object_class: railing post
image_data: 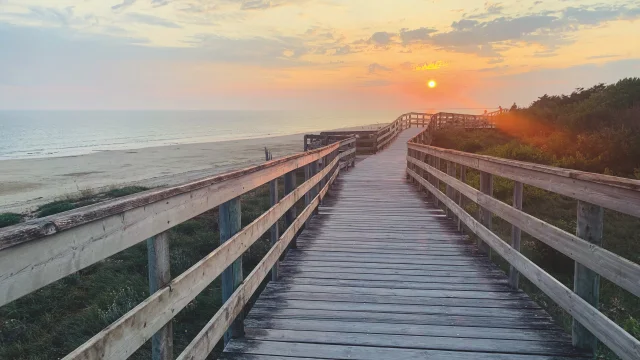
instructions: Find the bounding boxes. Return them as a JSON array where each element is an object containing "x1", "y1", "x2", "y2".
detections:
[
  {"x1": 457, "y1": 165, "x2": 466, "y2": 232},
  {"x1": 433, "y1": 157, "x2": 440, "y2": 208},
  {"x1": 147, "y1": 232, "x2": 173, "y2": 360},
  {"x1": 478, "y1": 172, "x2": 493, "y2": 254},
  {"x1": 284, "y1": 170, "x2": 297, "y2": 247},
  {"x1": 219, "y1": 197, "x2": 243, "y2": 344},
  {"x1": 573, "y1": 200, "x2": 603, "y2": 355},
  {"x1": 509, "y1": 181, "x2": 523, "y2": 288},
  {"x1": 447, "y1": 162, "x2": 457, "y2": 222},
  {"x1": 269, "y1": 178, "x2": 279, "y2": 281}
]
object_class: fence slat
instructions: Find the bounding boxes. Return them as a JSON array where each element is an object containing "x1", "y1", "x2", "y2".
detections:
[
  {"x1": 573, "y1": 201, "x2": 604, "y2": 353},
  {"x1": 478, "y1": 171, "x2": 492, "y2": 254},
  {"x1": 147, "y1": 232, "x2": 173, "y2": 360},
  {"x1": 219, "y1": 197, "x2": 243, "y2": 344},
  {"x1": 509, "y1": 181, "x2": 523, "y2": 289}
]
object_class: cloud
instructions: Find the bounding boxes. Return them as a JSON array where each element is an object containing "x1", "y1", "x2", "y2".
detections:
[
  {"x1": 368, "y1": 63, "x2": 391, "y2": 73},
  {"x1": 399, "y1": 27, "x2": 437, "y2": 44},
  {"x1": 468, "y1": 1, "x2": 504, "y2": 19},
  {"x1": 126, "y1": 13, "x2": 182, "y2": 28},
  {"x1": 112, "y1": 0, "x2": 137, "y2": 11},
  {"x1": 487, "y1": 57, "x2": 505, "y2": 64},
  {"x1": 369, "y1": 31, "x2": 394, "y2": 46},
  {"x1": 364, "y1": 4, "x2": 640, "y2": 58}
]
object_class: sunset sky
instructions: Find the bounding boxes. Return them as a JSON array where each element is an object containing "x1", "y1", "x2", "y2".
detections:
[{"x1": 1, "y1": 0, "x2": 639, "y2": 111}]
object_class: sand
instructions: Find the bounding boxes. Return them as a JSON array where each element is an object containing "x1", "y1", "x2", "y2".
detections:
[{"x1": 0, "y1": 123, "x2": 386, "y2": 213}]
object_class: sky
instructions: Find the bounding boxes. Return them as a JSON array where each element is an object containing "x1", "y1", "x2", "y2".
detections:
[{"x1": 0, "y1": 0, "x2": 639, "y2": 111}]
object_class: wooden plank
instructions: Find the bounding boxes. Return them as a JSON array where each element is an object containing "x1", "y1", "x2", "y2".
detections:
[
  {"x1": 269, "y1": 175, "x2": 278, "y2": 281},
  {"x1": 573, "y1": 200, "x2": 603, "y2": 353},
  {"x1": 408, "y1": 156, "x2": 640, "y2": 298},
  {"x1": 0, "y1": 140, "x2": 345, "y2": 307},
  {"x1": 225, "y1": 339, "x2": 587, "y2": 360},
  {"x1": 252, "y1": 298, "x2": 548, "y2": 318},
  {"x1": 176, "y1": 155, "x2": 341, "y2": 360},
  {"x1": 61, "y1": 156, "x2": 341, "y2": 360},
  {"x1": 147, "y1": 232, "x2": 173, "y2": 360},
  {"x1": 220, "y1": 197, "x2": 243, "y2": 343},
  {"x1": 284, "y1": 170, "x2": 296, "y2": 249},
  {"x1": 408, "y1": 168, "x2": 640, "y2": 360},
  {"x1": 408, "y1": 142, "x2": 640, "y2": 218},
  {"x1": 478, "y1": 171, "x2": 492, "y2": 254},
  {"x1": 509, "y1": 181, "x2": 523, "y2": 289},
  {"x1": 243, "y1": 328, "x2": 585, "y2": 357}
]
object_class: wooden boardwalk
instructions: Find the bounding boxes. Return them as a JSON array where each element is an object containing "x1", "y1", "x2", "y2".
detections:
[{"x1": 222, "y1": 128, "x2": 588, "y2": 360}]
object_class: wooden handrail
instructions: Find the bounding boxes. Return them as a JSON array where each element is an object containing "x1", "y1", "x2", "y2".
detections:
[
  {"x1": 0, "y1": 137, "x2": 354, "y2": 308},
  {"x1": 406, "y1": 122, "x2": 640, "y2": 360}
]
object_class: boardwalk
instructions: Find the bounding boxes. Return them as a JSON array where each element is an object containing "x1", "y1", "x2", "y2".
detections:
[{"x1": 221, "y1": 129, "x2": 589, "y2": 359}]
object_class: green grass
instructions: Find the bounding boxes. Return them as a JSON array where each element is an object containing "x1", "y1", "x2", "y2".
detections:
[
  {"x1": 431, "y1": 128, "x2": 640, "y2": 360},
  {"x1": 0, "y1": 213, "x2": 22, "y2": 228},
  {"x1": 0, "y1": 183, "x2": 276, "y2": 359},
  {"x1": 106, "y1": 186, "x2": 149, "y2": 198},
  {"x1": 36, "y1": 200, "x2": 78, "y2": 218}
]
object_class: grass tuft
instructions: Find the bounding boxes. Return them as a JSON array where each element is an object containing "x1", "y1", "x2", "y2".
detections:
[{"x1": 0, "y1": 213, "x2": 22, "y2": 228}]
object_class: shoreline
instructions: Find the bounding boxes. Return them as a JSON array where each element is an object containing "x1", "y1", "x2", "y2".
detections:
[{"x1": 0, "y1": 123, "x2": 386, "y2": 213}]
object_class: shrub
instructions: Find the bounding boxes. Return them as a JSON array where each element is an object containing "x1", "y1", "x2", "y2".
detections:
[{"x1": 0, "y1": 213, "x2": 22, "y2": 228}]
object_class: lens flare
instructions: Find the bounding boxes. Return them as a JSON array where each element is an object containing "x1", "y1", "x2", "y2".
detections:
[{"x1": 428, "y1": 80, "x2": 437, "y2": 88}]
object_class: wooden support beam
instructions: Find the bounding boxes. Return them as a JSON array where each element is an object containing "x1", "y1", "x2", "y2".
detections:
[
  {"x1": 478, "y1": 171, "x2": 492, "y2": 254},
  {"x1": 447, "y1": 162, "x2": 457, "y2": 223},
  {"x1": 433, "y1": 157, "x2": 440, "y2": 208},
  {"x1": 147, "y1": 232, "x2": 173, "y2": 360},
  {"x1": 269, "y1": 176, "x2": 279, "y2": 281},
  {"x1": 458, "y1": 165, "x2": 466, "y2": 232},
  {"x1": 509, "y1": 181, "x2": 523, "y2": 289},
  {"x1": 573, "y1": 200, "x2": 604, "y2": 355},
  {"x1": 219, "y1": 197, "x2": 243, "y2": 344},
  {"x1": 284, "y1": 170, "x2": 297, "y2": 248}
]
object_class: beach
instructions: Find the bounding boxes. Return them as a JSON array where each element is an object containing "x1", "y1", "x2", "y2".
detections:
[{"x1": 0, "y1": 123, "x2": 385, "y2": 213}]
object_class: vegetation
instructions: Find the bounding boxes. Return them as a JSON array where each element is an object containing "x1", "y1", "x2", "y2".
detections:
[
  {"x1": 0, "y1": 172, "x2": 306, "y2": 359},
  {"x1": 0, "y1": 213, "x2": 22, "y2": 228},
  {"x1": 431, "y1": 78, "x2": 640, "y2": 360}
]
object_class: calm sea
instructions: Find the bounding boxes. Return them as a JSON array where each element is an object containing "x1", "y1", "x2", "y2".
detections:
[{"x1": 0, "y1": 110, "x2": 400, "y2": 160}]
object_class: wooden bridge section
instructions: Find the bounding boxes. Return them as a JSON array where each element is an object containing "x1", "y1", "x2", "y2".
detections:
[
  {"x1": 221, "y1": 128, "x2": 589, "y2": 360},
  {"x1": 1, "y1": 111, "x2": 639, "y2": 360}
]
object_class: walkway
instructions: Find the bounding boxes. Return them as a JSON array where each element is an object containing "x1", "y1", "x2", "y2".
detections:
[{"x1": 221, "y1": 128, "x2": 588, "y2": 359}]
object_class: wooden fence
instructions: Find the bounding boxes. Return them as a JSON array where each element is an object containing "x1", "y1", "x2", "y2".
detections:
[
  {"x1": 406, "y1": 123, "x2": 640, "y2": 360},
  {"x1": 0, "y1": 136, "x2": 356, "y2": 360},
  {"x1": 310, "y1": 112, "x2": 432, "y2": 154}
]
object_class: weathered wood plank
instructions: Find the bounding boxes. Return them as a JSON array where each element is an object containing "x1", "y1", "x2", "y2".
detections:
[
  {"x1": 225, "y1": 339, "x2": 588, "y2": 360},
  {"x1": 147, "y1": 232, "x2": 173, "y2": 360},
  {"x1": 408, "y1": 142, "x2": 640, "y2": 218}
]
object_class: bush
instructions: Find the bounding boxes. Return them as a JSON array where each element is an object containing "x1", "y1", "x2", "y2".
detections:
[
  {"x1": 0, "y1": 213, "x2": 22, "y2": 228},
  {"x1": 36, "y1": 201, "x2": 77, "y2": 218},
  {"x1": 106, "y1": 186, "x2": 149, "y2": 198}
]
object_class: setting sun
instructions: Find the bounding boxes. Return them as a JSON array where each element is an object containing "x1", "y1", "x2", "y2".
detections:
[{"x1": 428, "y1": 80, "x2": 437, "y2": 88}]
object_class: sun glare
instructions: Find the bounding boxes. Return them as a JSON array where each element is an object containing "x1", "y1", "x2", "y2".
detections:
[{"x1": 428, "y1": 80, "x2": 437, "y2": 88}]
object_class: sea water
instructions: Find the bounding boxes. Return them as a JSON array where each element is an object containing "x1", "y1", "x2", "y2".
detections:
[{"x1": 0, "y1": 110, "x2": 400, "y2": 160}]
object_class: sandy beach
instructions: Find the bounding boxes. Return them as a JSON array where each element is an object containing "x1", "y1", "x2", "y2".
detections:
[{"x1": 0, "y1": 123, "x2": 386, "y2": 213}]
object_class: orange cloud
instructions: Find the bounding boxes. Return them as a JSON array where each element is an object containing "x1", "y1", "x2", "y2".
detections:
[{"x1": 414, "y1": 60, "x2": 449, "y2": 71}]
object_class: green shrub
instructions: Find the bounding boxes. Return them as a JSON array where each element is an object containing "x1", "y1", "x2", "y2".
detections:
[
  {"x1": 0, "y1": 213, "x2": 22, "y2": 228},
  {"x1": 36, "y1": 201, "x2": 77, "y2": 218},
  {"x1": 106, "y1": 186, "x2": 149, "y2": 198}
]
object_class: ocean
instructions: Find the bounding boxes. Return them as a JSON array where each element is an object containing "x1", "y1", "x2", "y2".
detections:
[{"x1": 0, "y1": 110, "x2": 400, "y2": 160}]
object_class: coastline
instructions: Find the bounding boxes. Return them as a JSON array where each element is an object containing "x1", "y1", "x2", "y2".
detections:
[{"x1": 0, "y1": 123, "x2": 386, "y2": 213}]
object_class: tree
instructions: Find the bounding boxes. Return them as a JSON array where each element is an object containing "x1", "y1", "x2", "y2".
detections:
[{"x1": 510, "y1": 102, "x2": 518, "y2": 111}]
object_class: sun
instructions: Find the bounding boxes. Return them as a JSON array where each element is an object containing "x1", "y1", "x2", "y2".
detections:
[{"x1": 428, "y1": 80, "x2": 437, "y2": 88}]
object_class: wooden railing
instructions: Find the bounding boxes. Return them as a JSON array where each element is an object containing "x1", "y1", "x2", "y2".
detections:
[
  {"x1": 406, "y1": 122, "x2": 640, "y2": 360},
  {"x1": 310, "y1": 112, "x2": 431, "y2": 154},
  {"x1": 0, "y1": 136, "x2": 356, "y2": 360}
]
